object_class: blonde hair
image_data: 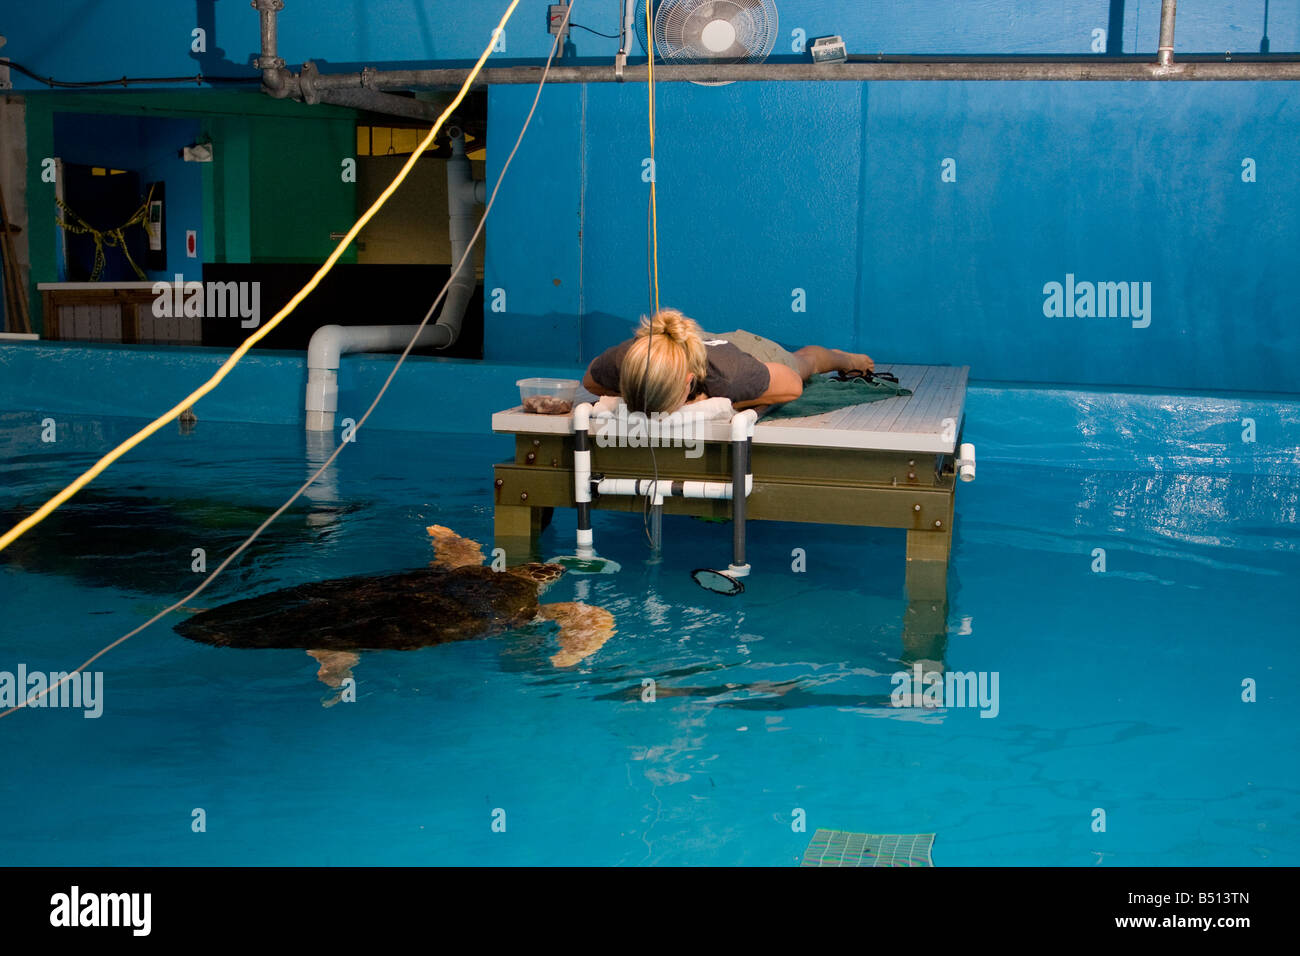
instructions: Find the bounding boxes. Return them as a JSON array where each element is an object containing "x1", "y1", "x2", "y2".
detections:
[{"x1": 619, "y1": 308, "x2": 708, "y2": 414}]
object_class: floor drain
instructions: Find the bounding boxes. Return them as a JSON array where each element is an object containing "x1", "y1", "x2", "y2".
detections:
[{"x1": 800, "y1": 829, "x2": 935, "y2": 867}]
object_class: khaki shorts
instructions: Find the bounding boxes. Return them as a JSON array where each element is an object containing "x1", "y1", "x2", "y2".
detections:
[{"x1": 702, "y1": 329, "x2": 803, "y2": 378}]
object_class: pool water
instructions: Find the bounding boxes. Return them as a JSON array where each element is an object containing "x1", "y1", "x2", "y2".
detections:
[{"x1": 1, "y1": 406, "x2": 1297, "y2": 866}]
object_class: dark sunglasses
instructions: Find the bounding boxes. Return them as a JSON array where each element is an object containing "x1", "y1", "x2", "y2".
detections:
[{"x1": 834, "y1": 368, "x2": 899, "y2": 385}]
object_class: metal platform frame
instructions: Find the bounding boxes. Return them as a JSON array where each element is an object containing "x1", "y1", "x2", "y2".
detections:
[{"x1": 491, "y1": 365, "x2": 970, "y2": 614}]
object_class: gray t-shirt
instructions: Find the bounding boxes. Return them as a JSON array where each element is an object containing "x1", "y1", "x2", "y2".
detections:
[{"x1": 587, "y1": 335, "x2": 771, "y2": 403}]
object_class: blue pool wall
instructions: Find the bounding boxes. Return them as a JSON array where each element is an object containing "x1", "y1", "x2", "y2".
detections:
[
  {"x1": 6, "y1": 2, "x2": 1300, "y2": 395},
  {"x1": 3, "y1": 343, "x2": 1297, "y2": 480},
  {"x1": 484, "y1": 77, "x2": 1300, "y2": 394}
]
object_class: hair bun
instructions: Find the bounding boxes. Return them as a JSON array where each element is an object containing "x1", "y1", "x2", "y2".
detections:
[{"x1": 639, "y1": 307, "x2": 699, "y2": 344}]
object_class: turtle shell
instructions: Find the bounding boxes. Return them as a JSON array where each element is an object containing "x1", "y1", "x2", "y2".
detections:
[{"x1": 175, "y1": 564, "x2": 563, "y2": 651}]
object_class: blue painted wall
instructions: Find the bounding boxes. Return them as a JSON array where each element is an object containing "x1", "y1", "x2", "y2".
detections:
[
  {"x1": 51, "y1": 114, "x2": 203, "y2": 282},
  {"x1": 486, "y1": 76, "x2": 1300, "y2": 392},
  {"x1": 7, "y1": 1, "x2": 1300, "y2": 392}
]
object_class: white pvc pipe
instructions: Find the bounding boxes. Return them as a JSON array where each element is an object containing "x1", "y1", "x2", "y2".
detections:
[
  {"x1": 730, "y1": 408, "x2": 758, "y2": 442},
  {"x1": 958, "y1": 442, "x2": 977, "y2": 482},
  {"x1": 623, "y1": 0, "x2": 637, "y2": 50},
  {"x1": 593, "y1": 476, "x2": 752, "y2": 500},
  {"x1": 304, "y1": 131, "x2": 484, "y2": 430},
  {"x1": 573, "y1": 402, "x2": 593, "y2": 503}
]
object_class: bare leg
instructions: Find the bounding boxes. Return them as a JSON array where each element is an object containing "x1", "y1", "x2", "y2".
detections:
[{"x1": 789, "y1": 345, "x2": 873, "y2": 380}]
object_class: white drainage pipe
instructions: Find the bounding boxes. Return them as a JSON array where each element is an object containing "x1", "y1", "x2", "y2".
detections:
[{"x1": 304, "y1": 128, "x2": 484, "y2": 431}]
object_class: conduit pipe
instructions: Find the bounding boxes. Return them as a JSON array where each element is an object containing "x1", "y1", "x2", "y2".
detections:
[
  {"x1": 1158, "y1": 0, "x2": 1179, "y2": 68},
  {"x1": 304, "y1": 128, "x2": 484, "y2": 431}
]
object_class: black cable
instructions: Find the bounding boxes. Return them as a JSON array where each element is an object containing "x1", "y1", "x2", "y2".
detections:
[
  {"x1": 641, "y1": 0, "x2": 661, "y2": 552},
  {"x1": 570, "y1": 22, "x2": 622, "y2": 39},
  {"x1": 4, "y1": 59, "x2": 258, "y2": 88},
  {"x1": 643, "y1": 173, "x2": 659, "y2": 549}
]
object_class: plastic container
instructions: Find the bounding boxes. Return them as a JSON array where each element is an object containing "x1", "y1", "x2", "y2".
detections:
[{"x1": 518, "y1": 377, "x2": 580, "y2": 415}]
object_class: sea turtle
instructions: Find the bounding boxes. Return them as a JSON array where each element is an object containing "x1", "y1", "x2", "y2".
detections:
[{"x1": 174, "y1": 526, "x2": 616, "y2": 701}]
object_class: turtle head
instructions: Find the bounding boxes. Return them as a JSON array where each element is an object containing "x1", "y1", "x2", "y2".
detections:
[{"x1": 505, "y1": 562, "x2": 566, "y2": 592}]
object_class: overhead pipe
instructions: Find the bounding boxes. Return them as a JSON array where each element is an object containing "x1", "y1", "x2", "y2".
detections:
[
  {"x1": 251, "y1": 0, "x2": 287, "y2": 95},
  {"x1": 295, "y1": 62, "x2": 447, "y2": 123},
  {"x1": 264, "y1": 56, "x2": 1300, "y2": 91},
  {"x1": 255, "y1": 0, "x2": 1294, "y2": 94},
  {"x1": 315, "y1": 88, "x2": 443, "y2": 123},
  {"x1": 304, "y1": 128, "x2": 484, "y2": 431}
]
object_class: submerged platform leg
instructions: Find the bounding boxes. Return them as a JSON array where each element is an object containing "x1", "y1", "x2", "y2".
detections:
[
  {"x1": 904, "y1": 490, "x2": 955, "y2": 601},
  {"x1": 494, "y1": 503, "x2": 544, "y2": 564},
  {"x1": 904, "y1": 529, "x2": 950, "y2": 600},
  {"x1": 902, "y1": 495, "x2": 955, "y2": 677}
]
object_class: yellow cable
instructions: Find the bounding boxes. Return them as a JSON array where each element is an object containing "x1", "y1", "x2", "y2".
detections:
[
  {"x1": 646, "y1": 0, "x2": 660, "y2": 316},
  {"x1": 0, "y1": 0, "x2": 570, "y2": 721},
  {"x1": 0, "y1": 0, "x2": 522, "y2": 556}
]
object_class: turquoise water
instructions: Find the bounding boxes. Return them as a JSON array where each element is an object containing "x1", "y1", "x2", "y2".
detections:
[{"x1": 1, "y1": 406, "x2": 1297, "y2": 866}]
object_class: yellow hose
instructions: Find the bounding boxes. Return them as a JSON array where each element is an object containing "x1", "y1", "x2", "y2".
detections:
[
  {"x1": 0, "y1": 0, "x2": 569, "y2": 721},
  {"x1": 646, "y1": 0, "x2": 660, "y2": 316},
  {"x1": 0, "y1": 0, "x2": 522, "y2": 555}
]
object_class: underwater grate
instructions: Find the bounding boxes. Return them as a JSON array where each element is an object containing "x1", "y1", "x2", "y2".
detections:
[{"x1": 800, "y1": 829, "x2": 935, "y2": 867}]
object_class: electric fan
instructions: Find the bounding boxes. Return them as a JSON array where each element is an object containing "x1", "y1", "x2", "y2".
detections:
[{"x1": 634, "y1": 0, "x2": 779, "y2": 86}]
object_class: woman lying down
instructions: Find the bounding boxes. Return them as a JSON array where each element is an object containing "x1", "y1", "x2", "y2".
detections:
[{"x1": 582, "y1": 308, "x2": 875, "y2": 415}]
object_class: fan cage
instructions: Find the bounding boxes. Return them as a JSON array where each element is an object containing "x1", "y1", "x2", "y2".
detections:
[{"x1": 634, "y1": 0, "x2": 779, "y2": 64}]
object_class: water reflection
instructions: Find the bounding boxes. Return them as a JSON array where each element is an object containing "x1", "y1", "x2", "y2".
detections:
[{"x1": 0, "y1": 490, "x2": 356, "y2": 594}]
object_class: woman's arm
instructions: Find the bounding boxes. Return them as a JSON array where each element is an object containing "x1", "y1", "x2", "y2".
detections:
[
  {"x1": 732, "y1": 362, "x2": 803, "y2": 410},
  {"x1": 582, "y1": 368, "x2": 618, "y2": 396}
]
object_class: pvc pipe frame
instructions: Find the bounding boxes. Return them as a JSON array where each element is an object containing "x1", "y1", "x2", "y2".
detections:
[
  {"x1": 592, "y1": 476, "x2": 753, "y2": 501},
  {"x1": 303, "y1": 131, "x2": 484, "y2": 430},
  {"x1": 570, "y1": 403, "x2": 758, "y2": 571}
]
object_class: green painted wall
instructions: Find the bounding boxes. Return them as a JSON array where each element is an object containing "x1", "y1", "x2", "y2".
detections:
[{"x1": 247, "y1": 113, "x2": 357, "y2": 263}]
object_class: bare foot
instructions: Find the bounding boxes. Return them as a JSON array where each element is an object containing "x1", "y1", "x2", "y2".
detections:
[{"x1": 839, "y1": 351, "x2": 874, "y2": 372}]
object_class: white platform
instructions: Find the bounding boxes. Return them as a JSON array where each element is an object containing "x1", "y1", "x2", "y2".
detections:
[{"x1": 491, "y1": 364, "x2": 969, "y2": 454}]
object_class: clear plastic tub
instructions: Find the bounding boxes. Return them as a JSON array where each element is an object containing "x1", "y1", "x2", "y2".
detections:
[{"x1": 518, "y1": 377, "x2": 580, "y2": 415}]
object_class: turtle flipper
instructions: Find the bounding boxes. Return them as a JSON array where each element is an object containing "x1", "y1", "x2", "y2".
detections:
[
  {"x1": 537, "y1": 602, "x2": 616, "y2": 667},
  {"x1": 426, "y1": 524, "x2": 486, "y2": 569},
  {"x1": 307, "y1": 649, "x2": 360, "y2": 706}
]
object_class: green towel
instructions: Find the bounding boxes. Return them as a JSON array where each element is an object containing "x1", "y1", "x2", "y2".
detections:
[{"x1": 763, "y1": 375, "x2": 913, "y2": 420}]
